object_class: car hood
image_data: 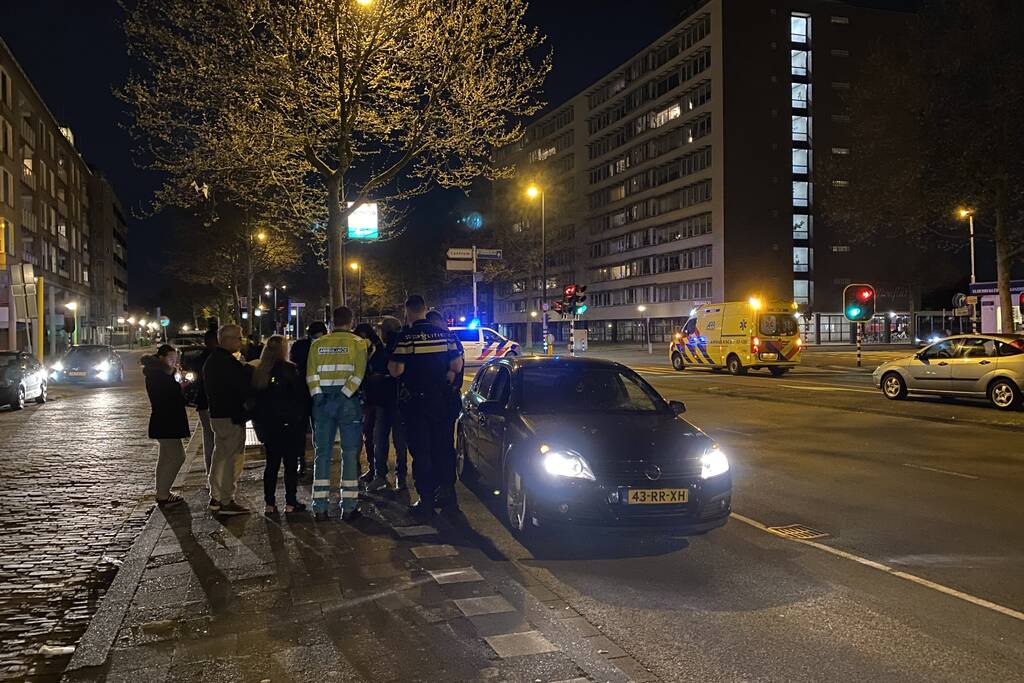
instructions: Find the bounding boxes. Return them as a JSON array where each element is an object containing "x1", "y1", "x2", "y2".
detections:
[{"x1": 518, "y1": 412, "x2": 713, "y2": 478}]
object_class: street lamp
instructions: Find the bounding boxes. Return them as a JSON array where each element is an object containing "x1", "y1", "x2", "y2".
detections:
[
  {"x1": 638, "y1": 305, "x2": 652, "y2": 355},
  {"x1": 349, "y1": 262, "x2": 363, "y2": 321},
  {"x1": 526, "y1": 184, "x2": 548, "y2": 354},
  {"x1": 64, "y1": 301, "x2": 79, "y2": 345},
  {"x1": 956, "y1": 207, "x2": 978, "y2": 332}
]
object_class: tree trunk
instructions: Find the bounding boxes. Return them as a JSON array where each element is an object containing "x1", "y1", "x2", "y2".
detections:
[
  {"x1": 327, "y1": 174, "x2": 348, "y2": 311},
  {"x1": 232, "y1": 283, "x2": 242, "y2": 328},
  {"x1": 994, "y1": 202, "x2": 1014, "y2": 333}
]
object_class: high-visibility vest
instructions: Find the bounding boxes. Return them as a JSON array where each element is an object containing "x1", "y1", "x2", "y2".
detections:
[{"x1": 307, "y1": 330, "x2": 369, "y2": 397}]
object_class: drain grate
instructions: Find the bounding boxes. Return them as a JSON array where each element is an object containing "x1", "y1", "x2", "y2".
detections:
[{"x1": 767, "y1": 523, "x2": 829, "y2": 540}]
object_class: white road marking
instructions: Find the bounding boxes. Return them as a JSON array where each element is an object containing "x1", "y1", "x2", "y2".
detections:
[
  {"x1": 778, "y1": 383, "x2": 877, "y2": 395},
  {"x1": 731, "y1": 512, "x2": 1024, "y2": 623},
  {"x1": 715, "y1": 427, "x2": 754, "y2": 436},
  {"x1": 901, "y1": 463, "x2": 980, "y2": 480}
]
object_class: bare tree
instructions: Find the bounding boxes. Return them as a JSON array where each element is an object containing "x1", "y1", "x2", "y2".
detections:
[{"x1": 122, "y1": 0, "x2": 550, "y2": 308}]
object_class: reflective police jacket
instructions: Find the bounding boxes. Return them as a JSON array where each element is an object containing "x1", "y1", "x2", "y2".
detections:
[{"x1": 306, "y1": 330, "x2": 369, "y2": 398}]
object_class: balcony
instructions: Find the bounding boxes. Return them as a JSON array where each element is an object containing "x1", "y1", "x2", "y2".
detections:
[
  {"x1": 20, "y1": 118, "x2": 36, "y2": 148},
  {"x1": 21, "y1": 208, "x2": 37, "y2": 232},
  {"x1": 57, "y1": 165, "x2": 67, "y2": 184},
  {"x1": 57, "y1": 199, "x2": 68, "y2": 216},
  {"x1": 20, "y1": 164, "x2": 36, "y2": 189}
]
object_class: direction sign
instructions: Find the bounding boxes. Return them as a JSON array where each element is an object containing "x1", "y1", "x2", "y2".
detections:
[
  {"x1": 447, "y1": 248, "x2": 473, "y2": 260},
  {"x1": 475, "y1": 248, "x2": 503, "y2": 260},
  {"x1": 9, "y1": 263, "x2": 37, "y2": 319},
  {"x1": 965, "y1": 295, "x2": 978, "y2": 305},
  {"x1": 954, "y1": 306, "x2": 969, "y2": 316},
  {"x1": 952, "y1": 293, "x2": 966, "y2": 308},
  {"x1": 446, "y1": 259, "x2": 474, "y2": 272}
]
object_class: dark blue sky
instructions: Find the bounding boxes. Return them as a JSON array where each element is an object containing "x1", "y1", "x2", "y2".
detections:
[{"x1": 1, "y1": 1, "x2": 914, "y2": 305}]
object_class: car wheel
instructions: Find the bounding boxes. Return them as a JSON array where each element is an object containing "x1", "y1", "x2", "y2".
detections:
[
  {"x1": 35, "y1": 381, "x2": 47, "y2": 404},
  {"x1": 988, "y1": 379, "x2": 1022, "y2": 411},
  {"x1": 12, "y1": 385, "x2": 26, "y2": 411},
  {"x1": 504, "y1": 351, "x2": 517, "y2": 359},
  {"x1": 769, "y1": 366, "x2": 789, "y2": 377},
  {"x1": 671, "y1": 353, "x2": 685, "y2": 371},
  {"x1": 504, "y1": 462, "x2": 535, "y2": 537},
  {"x1": 881, "y1": 372, "x2": 908, "y2": 400},
  {"x1": 456, "y1": 429, "x2": 476, "y2": 482},
  {"x1": 726, "y1": 355, "x2": 747, "y2": 376}
]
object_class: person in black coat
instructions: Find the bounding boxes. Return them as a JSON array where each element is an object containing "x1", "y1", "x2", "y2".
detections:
[
  {"x1": 288, "y1": 321, "x2": 327, "y2": 477},
  {"x1": 143, "y1": 344, "x2": 190, "y2": 508},
  {"x1": 251, "y1": 335, "x2": 308, "y2": 514}
]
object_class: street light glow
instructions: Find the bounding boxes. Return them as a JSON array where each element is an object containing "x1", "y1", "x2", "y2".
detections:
[
  {"x1": 525, "y1": 184, "x2": 540, "y2": 199},
  {"x1": 530, "y1": 311, "x2": 538, "y2": 318},
  {"x1": 349, "y1": 261, "x2": 360, "y2": 271},
  {"x1": 637, "y1": 305, "x2": 647, "y2": 313},
  {"x1": 117, "y1": 317, "x2": 126, "y2": 324},
  {"x1": 64, "y1": 301, "x2": 78, "y2": 311},
  {"x1": 356, "y1": 0, "x2": 373, "y2": 5},
  {"x1": 256, "y1": 231, "x2": 268, "y2": 241},
  {"x1": 127, "y1": 316, "x2": 136, "y2": 325},
  {"x1": 956, "y1": 207, "x2": 974, "y2": 219}
]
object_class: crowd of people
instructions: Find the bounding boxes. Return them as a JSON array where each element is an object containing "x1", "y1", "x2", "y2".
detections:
[{"x1": 141, "y1": 295, "x2": 465, "y2": 522}]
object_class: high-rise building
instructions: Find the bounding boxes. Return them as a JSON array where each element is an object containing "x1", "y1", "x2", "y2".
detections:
[
  {"x1": 88, "y1": 172, "x2": 129, "y2": 338},
  {"x1": 490, "y1": 1, "x2": 916, "y2": 345},
  {"x1": 0, "y1": 37, "x2": 127, "y2": 353}
]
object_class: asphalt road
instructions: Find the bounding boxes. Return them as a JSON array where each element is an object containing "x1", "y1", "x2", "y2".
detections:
[{"x1": 450, "y1": 346, "x2": 1024, "y2": 681}]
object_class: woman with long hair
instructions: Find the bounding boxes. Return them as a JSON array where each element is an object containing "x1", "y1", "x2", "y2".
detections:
[
  {"x1": 251, "y1": 334, "x2": 307, "y2": 514},
  {"x1": 142, "y1": 344, "x2": 190, "y2": 507}
]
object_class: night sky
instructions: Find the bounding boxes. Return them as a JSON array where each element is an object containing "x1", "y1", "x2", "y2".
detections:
[{"x1": 0, "y1": 1, "x2": 916, "y2": 308}]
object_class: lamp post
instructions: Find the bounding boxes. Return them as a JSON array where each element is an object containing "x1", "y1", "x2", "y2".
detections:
[
  {"x1": 64, "y1": 301, "x2": 79, "y2": 346},
  {"x1": 529, "y1": 310, "x2": 538, "y2": 350},
  {"x1": 349, "y1": 262, "x2": 362, "y2": 321},
  {"x1": 247, "y1": 231, "x2": 267, "y2": 334},
  {"x1": 638, "y1": 305, "x2": 651, "y2": 354},
  {"x1": 957, "y1": 208, "x2": 977, "y2": 333},
  {"x1": 526, "y1": 184, "x2": 547, "y2": 353}
]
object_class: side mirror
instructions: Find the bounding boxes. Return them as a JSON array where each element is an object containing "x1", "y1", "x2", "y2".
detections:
[
  {"x1": 479, "y1": 400, "x2": 506, "y2": 417},
  {"x1": 669, "y1": 400, "x2": 686, "y2": 415}
]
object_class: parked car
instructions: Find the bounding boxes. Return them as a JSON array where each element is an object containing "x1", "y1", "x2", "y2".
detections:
[
  {"x1": 451, "y1": 326, "x2": 520, "y2": 366},
  {"x1": 0, "y1": 351, "x2": 48, "y2": 410},
  {"x1": 874, "y1": 334, "x2": 1024, "y2": 410},
  {"x1": 457, "y1": 356, "x2": 732, "y2": 537},
  {"x1": 50, "y1": 345, "x2": 125, "y2": 385}
]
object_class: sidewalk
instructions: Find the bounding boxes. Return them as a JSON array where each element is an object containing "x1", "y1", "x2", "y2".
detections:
[{"x1": 63, "y1": 436, "x2": 635, "y2": 683}]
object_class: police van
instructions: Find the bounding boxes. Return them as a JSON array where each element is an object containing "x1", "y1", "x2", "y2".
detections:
[
  {"x1": 451, "y1": 326, "x2": 521, "y2": 366},
  {"x1": 668, "y1": 298, "x2": 803, "y2": 376}
]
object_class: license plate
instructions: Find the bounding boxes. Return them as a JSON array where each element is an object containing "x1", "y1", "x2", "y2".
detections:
[
  {"x1": 625, "y1": 488, "x2": 689, "y2": 505},
  {"x1": 67, "y1": 371, "x2": 87, "y2": 377},
  {"x1": 759, "y1": 353, "x2": 778, "y2": 361}
]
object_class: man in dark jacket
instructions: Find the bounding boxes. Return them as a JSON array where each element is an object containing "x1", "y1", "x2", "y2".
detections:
[
  {"x1": 289, "y1": 321, "x2": 327, "y2": 476},
  {"x1": 203, "y1": 324, "x2": 252, "y2": 515},
  {"x1": 193, "y1": 329, "x2": 218, "y2": 474}
]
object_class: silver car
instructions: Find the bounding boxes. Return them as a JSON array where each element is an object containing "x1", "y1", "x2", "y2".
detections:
[{"x1": 873, "y1": 334, "x2": 1024, "y2": 410}]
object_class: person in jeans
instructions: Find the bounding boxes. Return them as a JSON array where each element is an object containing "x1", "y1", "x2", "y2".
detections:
[
  {"x1": 289, "y1": 321, "x2": 328, "y2": 477},
  {"x1": 251, "y1": 335, "x2": 307, "y2": 515},
  {"x1": 307, "y1": 306, "x2": 368, "y2": 521},
  {"x1": 193, "y1": 329, "x2": 218, "y2": 474},
  {"x1": 142, "y1": 344, "x2": 190, "y2": 508},
  {"x1": 354, "y1": 322, "x2": 384, "y2": 488},
  {"x1": 203, "y1": 324, "x2": 252, "y2": 515},
  {"x1": 370, "y1": 316, "x2": 408, "y2": 491}
]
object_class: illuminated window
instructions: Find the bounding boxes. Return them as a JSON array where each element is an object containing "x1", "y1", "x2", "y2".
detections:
[
  {"x1": 792, "y1": 181, "x2": 810, "y2": 207},
  {"x1": 0, "y1": 118, "x2": 11, "y2": 158},
  {"x1": 793, "y1": 247, "x2": 811, "y2": 272},
  {"x1": 791, "y1": 50, "x2": 810, "y2": 76},
  {"x1": 832, "y1": 147, "x2": 850, "y2": 155},
  {"x1": 0, "y1": 68, "x2": 11, "y2": 108},
  {"x1": 791, "y1": 15, "x2": 810, "y2": 43},
  {"x1": 831, "y1": 16, "x2": 850, "y2": 24},
  {"x1": 792, "y1": 83, "x2": 810, "y2": 109},
  {"x1": 792, "y1": 149, "x2": 810, "y2": 175},
  {"x1": 793, "y1": 279, "x2": 811, "y2": 304},
  {"x1": 831, "y1": 179, "x2": 850, "y2": 188},
  {"x1": 793, "y1": 214, "x2": 811, "y2": 239},
  {"x1": 792, "y1": 115, "x2": 811, "y2": 142}
]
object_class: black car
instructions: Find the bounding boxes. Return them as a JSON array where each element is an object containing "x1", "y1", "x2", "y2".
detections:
[
  {"x1": 457, "y1": 356, "x2": 732, "y2": 537},
  {"x1": 51, "y1": 345, "x2": 124, "y2": 384},
  {"x1": 0, "y1": 351, "x2": 48, "y2": 410}
]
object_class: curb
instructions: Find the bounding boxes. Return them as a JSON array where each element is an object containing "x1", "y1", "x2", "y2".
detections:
[{"x1": 65, "y1": 428, "x2": 202, "y2": 673}]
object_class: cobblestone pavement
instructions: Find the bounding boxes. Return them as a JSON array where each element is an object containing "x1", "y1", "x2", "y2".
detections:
[{"x1": 0, "y1": 372, "x2": 159, "y2": 681}]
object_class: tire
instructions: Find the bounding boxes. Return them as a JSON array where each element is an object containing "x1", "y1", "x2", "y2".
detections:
[
  {"x1": 12, "y1": 385, "x2": 25, "y2": 411},
  {"x1": 881, "y1": 372, "x2": 908, "y2": 400},
  {"x1": 671, "y1": 353, "x2": 685, "y2": 371},
  {"x1": 504, "y1": 351, "x2": 517, "y2": 359},
  {"x1": 504, "y1": 461, "x2": 536, "y2": 538},
  {"x1": 988, "y1": 378, "x2": 1022, "y2": 411},
  {"x1": 35, "y1": 381, "x2": 47, "y2": 405},
  {"x1": 456, "y1": 429, "x2": 476, "y2": 482},
  {"x1": 726, "y1": 355, "x2": 747, "y2": 376},
  {"x1": 768, "y1": 366, "x2": 789, "y2": 377}
]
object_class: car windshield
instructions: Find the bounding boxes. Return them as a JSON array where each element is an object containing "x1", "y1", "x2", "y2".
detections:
[
  {"x1": 65, "y1": 347, "x2": 109, "y2": 365},
  {"x1": 520, "y1": 365, "x2": 666, "y2": 414},
  {"x1": 759, "y1": 314, "x2": 798, "y2": 337}
]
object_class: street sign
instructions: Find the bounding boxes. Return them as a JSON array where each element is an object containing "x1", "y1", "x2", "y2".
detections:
[
  {"x1": 447, "y1": 248, "x2": 473, "y2": 259},
  {"x1": 475, "y1": 248, "x2": 503, "y2": 260},
  {"x1": 952, "y1": 293, "x2": 966, "y2": 308},
  {"x1": 965, "y1": 295, "x2": 978, "y2": 305},
  {"x1": 954, "y1": 306, "x2": 969, "y2": 316},
  {"x1": 9, "y1": 263, "x2": 37, "y2": 319},
  {"x1": 159, "y1": 316, "x2": 170, "y2": 327},
  {"x1": 446, "y1": 259, "x2": 474, "y2": 272}
]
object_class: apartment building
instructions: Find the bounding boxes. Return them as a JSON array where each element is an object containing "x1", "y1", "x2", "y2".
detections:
[
  {"x1": 1, "y1": 37, "x2": 127, "y2": 352},
  {"x1": 88, "y1": 172, "x2": 129, "y2": 340},
  {"x1": 490, "y1": 1, "x2": 915, "y2": 344}
]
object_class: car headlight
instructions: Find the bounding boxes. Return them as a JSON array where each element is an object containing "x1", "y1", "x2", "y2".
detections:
[
  {"x1": 700, "y1": 446, "x2": 729, "y2": 479},
  {"x1": 52, "y1": 361, "x2": 64, "y2": 372},
  {"x1": 540, "y1": 445, "x2": 595, "y2": 481},
  {"x1": 94, "y1": 360, "x2": 111, "y2": 372}
]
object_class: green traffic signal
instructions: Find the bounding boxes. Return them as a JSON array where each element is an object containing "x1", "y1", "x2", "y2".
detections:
[
  {"x1": 576, "y1": 304, "x2": 588, "y2": 315},
  {"x1": 847, "y1": 306, "x2": 861, "y2": 318}
]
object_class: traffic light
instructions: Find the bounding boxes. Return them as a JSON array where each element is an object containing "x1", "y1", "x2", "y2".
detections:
[
  {"x1": 843, "y1": 284, "x2": 875, "y2": 322},
  {"x1": 552, "y1": 300, "x2": 565, "y2": 316},
  {"x1": 573, "y1": 285, "x2": 588, "y2": 315},
  {"x1": 1019, "y1": 292, "x2": 1024, "y2": 316},
  {"x1": 563, "y1": 284, "x2": 577, "y2": 299}
]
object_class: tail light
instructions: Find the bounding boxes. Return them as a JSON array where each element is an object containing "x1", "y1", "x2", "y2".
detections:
[
  {"x1": 796, "y1": 337, "x2": 803, "y2": 347},
  {"x1": 751, "y1": 336, "x2": 760, "y2": 353}
]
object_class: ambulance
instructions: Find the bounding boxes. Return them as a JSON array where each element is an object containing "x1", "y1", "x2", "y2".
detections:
[
  {"x1": 451, "y1": 326, "x2": 521, "y2": 366},
  {"x1": 668, "y1": 298, "x2": 803, "y2": 376}
]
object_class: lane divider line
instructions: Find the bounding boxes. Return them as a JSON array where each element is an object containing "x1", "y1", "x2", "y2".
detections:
[
  {"x1": 730, "y1": 512, "x2": 1024, "y2": 623},
  {"x1": 901, "y1": 463, "x2": 980, "y2": 480}
]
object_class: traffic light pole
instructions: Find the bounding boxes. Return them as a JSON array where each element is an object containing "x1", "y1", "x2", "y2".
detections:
[
  {"x1": 569, "y1": 316, "x2": 576, "y2": 356},
  {"x1": 856, "y1": 322, "x2": 863, "y2": 368}
]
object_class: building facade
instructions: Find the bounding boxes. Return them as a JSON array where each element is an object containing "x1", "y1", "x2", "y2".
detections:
[
  {"x1": 490, "y1": 0, "x2": 916, "y2": 344},
  {"x1": 1, "y1": 37, "x2": 127, "y2": 353},
  {"x1": 88, "y1": 172, "x2": 129, "y2": 340}
]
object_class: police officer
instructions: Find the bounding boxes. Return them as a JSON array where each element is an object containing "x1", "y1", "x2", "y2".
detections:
[
  {"x1": 425, "y1": 310, "x2": 464, "y2": 510},
  {"x1": 388, "y1": 295, "x2": 464, "y2": 520},
  {"x1": 307, "y1": 306, "x2": 369, "y2": 521}
]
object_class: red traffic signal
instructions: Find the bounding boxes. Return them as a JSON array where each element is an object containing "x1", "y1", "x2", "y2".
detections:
[
  {"x1": 564, "y1": 284, "x2": 577, "y2": 298},
  {"x1": 858, "y1": 287, "x2": 873, "y2": 301},
  {"x1": 1018, "y1": 292, "x2": 1024, "y2": 316}
]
